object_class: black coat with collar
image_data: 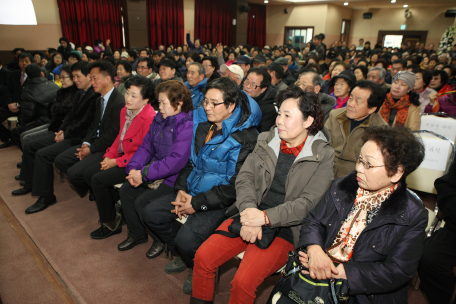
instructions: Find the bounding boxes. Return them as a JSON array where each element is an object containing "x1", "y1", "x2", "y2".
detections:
[
  {"x1": 0, "y1": 67, "x2": 11, "y2": 107},
  {"x1": 81, "y1": 87, "x2": 125, "y2": 154},
  {"x1": 5, "y1": 69, "x2": 29, "y2": 106},
  {"x1": 59, "y1": 86, "x2": 100, "y2": 145},
  {"x1": 297, "y1": 172, "x2": 427, "y2": 304}
]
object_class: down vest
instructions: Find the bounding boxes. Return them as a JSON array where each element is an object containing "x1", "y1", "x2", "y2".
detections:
[
  {"x1": 174, "y1": 91, "x2": 262, "y2": 212},
  {"x1": 298, "y1": 172, "x2": 428, "y2": 304}
]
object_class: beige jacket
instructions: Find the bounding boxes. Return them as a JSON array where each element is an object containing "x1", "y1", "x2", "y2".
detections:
[
  {"x1": 382, "y1": 103, "x2": 421, "y2": 131},
  {"x1": 235, "y1": 128, "x2": 335, "y2": 247},
  {"x1": 325, "y1": 108, "x2": 388, "y2": 179}
]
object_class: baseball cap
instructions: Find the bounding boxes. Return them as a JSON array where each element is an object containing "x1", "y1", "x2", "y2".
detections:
[
  {"x1": 234, "y1": 55, "x2": 251, "y2": 65},
  {"x1": 326, "y1": 52, "x2": 336, "y2": 60},
  {"x1": 85, "y1": 46, "x2": 93, "y2": 52},
  {"x1": 274, "y1": 57, "x2": 288, "y2": 66},
  {"x1": 121, "y1": 52, "x2": 129, "y2": 59},
  {"x1": 263, "y1": 45, "x2": 271, "y2": 50},
  {"x1": 220, "y1": 64, "x2": 244, "y2": 80},
  {"x1": 253, "y1": 54, "x2": 266, "y2": 63},
  {"x1": 265, "y1": 62, "x2": 284, "y2": 78}
]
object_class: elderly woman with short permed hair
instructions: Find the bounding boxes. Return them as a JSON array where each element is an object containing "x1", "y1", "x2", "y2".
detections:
[
  {"x1": 191, "y1": 87, "x2": 335, "y2": 304},
  {"x1": 296, "y1": 126, "x2": 427, "y2": 304}
]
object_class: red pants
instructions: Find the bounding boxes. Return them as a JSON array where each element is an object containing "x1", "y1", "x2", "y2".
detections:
[{"x1": 192, "y1": 219, "x2": 294, "y2": 304}]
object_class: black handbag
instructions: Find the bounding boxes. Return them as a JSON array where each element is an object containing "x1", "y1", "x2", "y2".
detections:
[
  {"x1": 214, "y1": 215, "x2": 280, "y2": 249},
  {"x1": 266, "y1": 250, "x2": 350, "y2": 304}
]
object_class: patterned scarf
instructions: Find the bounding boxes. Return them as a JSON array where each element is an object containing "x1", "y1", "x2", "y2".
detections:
[
  {"x1": 118, "y1": 106, "x2": 144, "y2": 154},
  {"x1": 325, "y1": 183, "x2": 398, "y2": 263},
  {"x1": 280, "y1": 136, "x2": 307, "y2": 157},
  {"x1": 379, "y1": 93, "x2": 411, "y2": 126}
]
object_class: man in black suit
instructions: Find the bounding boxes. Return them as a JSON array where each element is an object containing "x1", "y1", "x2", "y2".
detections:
[
  {"x1": 12, "y1": 62, "x2": 99, "y2": 200},
  {"x1": 0, "y1": 60, "x2": 11, "y2": 107},
  {"x1": 0, "y1": 52, "x2": 33, "y2": 148},
  {"x1": 53, "y1": 61, "x2": 124, "y2": 203}
]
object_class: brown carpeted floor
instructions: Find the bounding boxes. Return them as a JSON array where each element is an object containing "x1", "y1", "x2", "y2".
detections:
[{"x1": 0, "y1": 143, "x2": 434, "y2": 304}]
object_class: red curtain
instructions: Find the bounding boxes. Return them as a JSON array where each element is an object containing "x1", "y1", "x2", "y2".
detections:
[
  {"x1": 146, "y1": 0, "x2": 184, "y2": 49},
  {"x1": 195, "y1": 0, "x2": 230, "y2": 45},
  {"x1": 247, "y1": 3, "x2": 266, "y2": 48},
  {"x1": 57, "y1": 0, "x2": 123, "y2": 49}
]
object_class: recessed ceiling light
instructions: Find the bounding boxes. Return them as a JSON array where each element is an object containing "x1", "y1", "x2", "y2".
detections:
[
  {"x1": 391, "y1": 0, "x2": 396, "y2": 3},
  {"x1": 403, "y1": 4, "x2": 408, "y2": 7},
  {"x1": 264, "y1": 0, "x2": 268, "y2": 2},
  {"x1": 344, "y1": 2, "x2": 348, "y2": 5}
]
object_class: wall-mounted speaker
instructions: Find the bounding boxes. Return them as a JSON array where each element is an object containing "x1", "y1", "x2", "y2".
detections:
[
  {"x1": 445, "y1": 10, "x2": 456, "y2": 18},
  {"x1": 284, "y1": 8, "x2": 288, "y2": 14},
  {"x1": 363, "y1": 12, "x2": 372, "y2": 19},
  {"x1": 240, "y1": 5, "x2": 251, "y2": 13}
]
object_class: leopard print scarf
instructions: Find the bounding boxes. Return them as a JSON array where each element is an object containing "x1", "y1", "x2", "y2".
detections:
[{"x1": 326, "y1": 184, "x2": 398, "y2": 263}]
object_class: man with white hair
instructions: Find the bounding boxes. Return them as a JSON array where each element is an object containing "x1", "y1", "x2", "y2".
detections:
[{"x1": 367, "y1": 66, "x2": 390, "y2": 94}]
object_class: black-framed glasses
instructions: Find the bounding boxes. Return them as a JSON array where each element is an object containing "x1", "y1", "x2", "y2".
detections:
[
  {"x1": 355, "y1": 155, "x2": 385, "y2": 170},
  {"x1": 203, "y1": 100, "x2": 224, "y2": 108},
  {"x1": 244, "y1": 80, "x2": 259, "y2": 89}
]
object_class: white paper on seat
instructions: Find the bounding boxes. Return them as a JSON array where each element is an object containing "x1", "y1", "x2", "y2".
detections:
[
  {"x1": 420, "y1": 115, "x2": 456, "y2": 142},
  {"x1": 419, "y1": 135, "x2": 451, "y2": 171}
]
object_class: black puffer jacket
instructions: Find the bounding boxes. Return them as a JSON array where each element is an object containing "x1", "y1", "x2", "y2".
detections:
[
  {"x1": 20, "y1": 77, "x2": 60, "y2": 125},
  {"x1": 48, "y1": 84, "x2": 78, "y2": 132},
  {"x1": 252, "y1": 85, "x2": 278, "y2": 133}
]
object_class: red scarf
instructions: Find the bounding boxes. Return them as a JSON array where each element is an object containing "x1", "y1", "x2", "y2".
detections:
[
  {"x1": 334, "y1": 95, "x2": 350, "y2": 109},
  {"x1": 280, "y1": 136, "x2": 307, "y2": 157},
  {"x1": 380, "y1": 93, "x2": 411, "y2": 126}
]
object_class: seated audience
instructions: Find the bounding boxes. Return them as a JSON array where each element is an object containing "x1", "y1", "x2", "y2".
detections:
[
  {"x1": 243, "y1": 67, "x2": 277, "y2": 133},
  {"x1": 136, "y1": 58, "x2": 159, "y2": 81},
  {"x1": 330, "y1": 70, "x2": 356, "y2": 109},
  {"x1": 201, "y1": 56, "x2": 220, "y2": 84},
  {"x1": 296, "y1": 69, "x2": 335, "y2": 121},
  {"x1": 233, "y1": 55, "x2": 251, "y2": 79},
  {"x1": 151, "y1": 59, "x2": 184, "y2": 107},
  {"x1": 220, "y1": 64, "x2": 243, "y2": 87},
  {"x1": 117, "y1": 80, "x2": 193, "y2": 256},
  {"x1": 141, "y1": 77, "x2": 261, "y2": 294},
  {"x1": 353, "y1": 65, "x2": 367, "y2": 81},
  {"x1": 297, "y1": 126, "x2": 426, "y2": 304},
  {"x1": 326, "y1": 80, "x2": 387, "y2": 179},
  {"x1": 67, "y1": 51, "x2": 81, "y2": 66},
  {"x1": 15, "y1": 61, "x2": 99, "y2": 210},
  {"x1": 116, "y1": 60, "x2": 133, "y2": 95},
  {"x1": 10, "y1": 64, "x2": 60, "y2": 149},
  {"x1": 265, "y1": 62, "x2": 288, "y2": 94},
  {"x1": 426, "y1": 69, "x2": 456, "y2": 116},
  {"x1": 192, "y1": 87, "x2": 334, "y2": 304},
  {"x1": 186, "y1": 31, "x2": 204, "y2": 54},
  {"x1": 57, "y1": 37, "x2": 73, "y2": 60},
  {"x1": 380, "y1": 71, "x2": 421, "y2": 130},
  {"x1": 412, "y1": 68, "x2": 435, "y2": 114},
  {"x1": 275, "y1": 57, "x2": 298, "y2": 86},
  {"x1": 0, "y1": 52, "x2": 32, "y2": 149},
  {"x1": 321, "y1": 61, "x2": 350, "y2": 94},
  {"x1": 85, "y1": 75, "x2": 156, "y2": 239},
  {"x1": 367, "y1": 66, "x2": 390, "y2": 94},
  {"x1": 418, "y1": 160, "x2": 456, "y2": 304},
  {"x1": 185, "y1": 62, "x2": 207, "y2": 107},
  {"x1": 19, "y1": 64, "x2": 78, "y2": 148}
]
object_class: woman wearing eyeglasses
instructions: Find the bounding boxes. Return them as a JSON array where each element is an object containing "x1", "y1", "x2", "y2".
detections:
[{"x1": 295, "y1": 126, "x2": 427, "y2": 304}]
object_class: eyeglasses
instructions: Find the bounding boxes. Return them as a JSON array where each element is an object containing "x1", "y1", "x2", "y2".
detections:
[
  {"x1": 203, "y1": 100, "x2": 224, "y2": 108},
  {"x1": 355, "y1": 155, "x2": 385, "y2": 170},
  {"x1": 244, "y1": 80, "x2": 260, "y2": 89}
]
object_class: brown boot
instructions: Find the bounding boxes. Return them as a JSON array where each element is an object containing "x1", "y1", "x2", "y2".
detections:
[{"x1": 190, "y1": 296, "x2": 213, "y2": 304}]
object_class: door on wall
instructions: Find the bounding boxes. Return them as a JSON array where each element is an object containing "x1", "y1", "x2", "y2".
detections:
[{"x1": 284, "y1": 27, "x2": 314, "y2": 49}]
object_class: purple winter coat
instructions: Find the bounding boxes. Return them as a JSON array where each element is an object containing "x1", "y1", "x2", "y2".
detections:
[
  {"x1": 424, "y1": 92, "x2": 456, "y2": 117},
  {"x1": 126, "y1": 110, "x2": 193, "y2": 188},
  {"x1": 298, "y1": 172, "x2": 427, "y2": 304}
]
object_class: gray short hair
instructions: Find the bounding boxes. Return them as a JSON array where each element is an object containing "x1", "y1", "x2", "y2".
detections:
[
  {"x1": 368, "y1": 66, "x2": 386, "y2": 80},
  {"x1": 189, "y1": 62, "x2": 206, "y2": 76},
  {"x1": 300, "y1": 70, "x2": 323, "y2": 87}
]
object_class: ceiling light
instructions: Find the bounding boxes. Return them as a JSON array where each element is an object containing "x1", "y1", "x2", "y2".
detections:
[
  {"x1": 344, "y1": 2, "x2": 348, "y2": 5},
  {"x1": 264, "y1": 0, "x2": 268, "y2": 2},
  {"x1": 403, "y1": 4, "x2": 408, "y2": 7},
  {"x1": 391, "y1": 0, "x2": 396, "y2": 3}
]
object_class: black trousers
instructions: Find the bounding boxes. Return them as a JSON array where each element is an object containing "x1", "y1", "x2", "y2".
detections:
[
  {"x1": 119, "y1": 182, "x2": 174, "y2": 238},
  {"x1": 87, "y1": 165, "x2": 126, "y2": 223},
  {"x1": 20, "y1": 132, "x2": 56, "y2": 184},
  {"x1": 32, "y1": 139, "x2": 73, "y2": 198},
  {"x1": 418, "y1": 227, "x2": 456, "y2": 304},
  {"x1": 0, "y1": 106, "x2": 18, "y2": 142},
  {"x1": 11, "y1": 121, "x2": 43, "y2": 149},
  {"x1": 142, "y1": 195, "x2": 227, "y2": 269},
  {"x1": 54, "y1": 145, "x2": 104, "y2": 197}
]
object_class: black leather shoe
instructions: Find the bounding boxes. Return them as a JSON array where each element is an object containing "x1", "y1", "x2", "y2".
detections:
[
  {"x1": 20, "y1": 181, "x2": 26, "y2": 186},
  {"x1": 118, "y1": 235, "x2": 148, "y2": 251},
  {"x1": 15, "y1": 175, "x2": 21, "y2": 181},
  {"x1": 17, "y1": 162, "x2": 22, "y2": 169},
  {"x1": 89, "y1": 190, "x2": 95, "y2": 201},
  {"x1": 0, "y1": 139, "x2": 14, "y2": 149},
  {"x1": 90, "y1": 223, "x2": 122, "y2": 239},
  {"x1": 12, "y1": 184, "x2": 32, "y2": 196},
  {"x1": 25, "y1": 195, "x2": 56, "y2": 214},
  {"x1": 146, "y1": 240, "x2": 165, "y2": 259}
]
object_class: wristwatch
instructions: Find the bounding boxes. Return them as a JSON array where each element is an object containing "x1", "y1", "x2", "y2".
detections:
[{"x1": 15, "y1": 103, "x2": 19, "y2": 108}]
